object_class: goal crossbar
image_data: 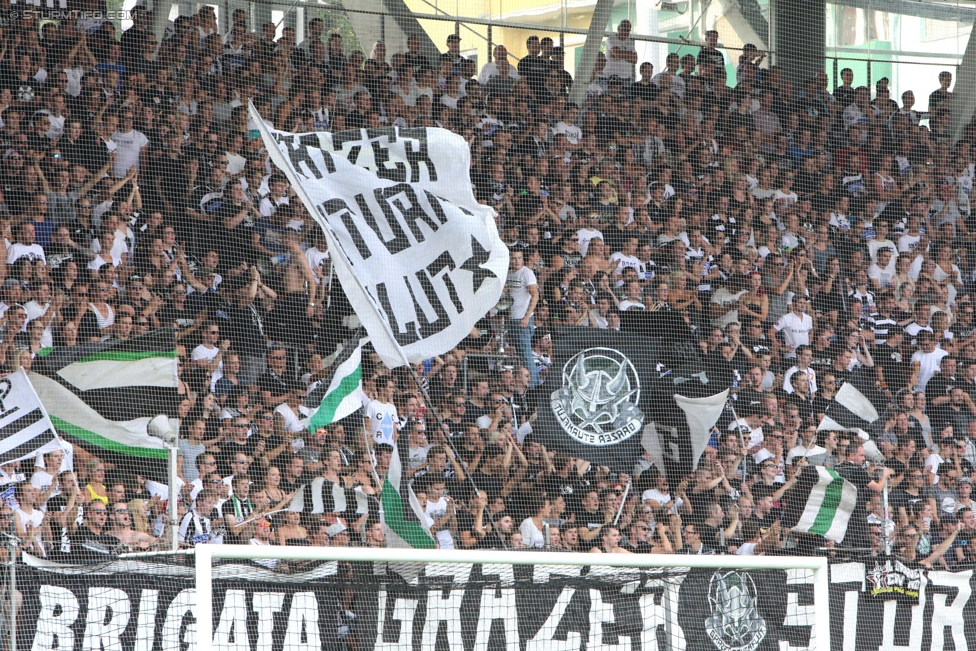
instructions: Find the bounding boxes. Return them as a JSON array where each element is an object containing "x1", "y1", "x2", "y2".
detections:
[{"x1": 195, "y1": 545, "x2": 830, "y2": 651}]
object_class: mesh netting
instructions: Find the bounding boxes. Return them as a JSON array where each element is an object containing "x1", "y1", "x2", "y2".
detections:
[{"x1": 0, "y1": 0, "x2": 975, "y2": 649}]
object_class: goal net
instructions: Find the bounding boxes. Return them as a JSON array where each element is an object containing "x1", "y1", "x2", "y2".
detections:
[{"x1": 190, "y1": 546, "x2": 828, "y2": 651}]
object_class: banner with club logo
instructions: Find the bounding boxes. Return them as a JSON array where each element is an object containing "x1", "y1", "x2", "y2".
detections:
[
  {"x1": 535, "y1": 329, "x2": 656, "y2": 472},
  {"x1": 535, "y1": 329, "x2": 729, "y2": 476},
  {"x1": 19, "y1": 556, "x2": 976, "y2": 651}
]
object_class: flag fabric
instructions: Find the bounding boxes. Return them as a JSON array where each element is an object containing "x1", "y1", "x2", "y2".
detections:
[
  {"x1": 248, "y1": 102, "x2": 509, "y2": 369},
  {"x1": 535, "y1": 329, "x2": 657, "y2": 473},
  {"x1": 817, "y1": 382, "x2": 880, "y2": 437},
  {"x1": 381, "y1": 440, "x2": 435, "y2": 549},
  {"x1": 305, "y1": 336, "x2": 366, "y2": 432},
  {"x1": 29, "y1": 329, "x2": 179, "y2": 475},
  {"x1": 674, "y1": 391, "x2": 730, "y2": 471},
  {"x1": 783, "y1": 465, "x2": 858, "y2": 543},
  {"x1": 289, "y1": 477, "x2": 372, "y2": 517},
  {"x1": 0, "y1": 369, "x2": 63, "y2": 466}
]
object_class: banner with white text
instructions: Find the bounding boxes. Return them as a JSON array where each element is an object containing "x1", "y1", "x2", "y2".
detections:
[{"x1": 22, "y1": 557, "x2": 976, "y2": 651}]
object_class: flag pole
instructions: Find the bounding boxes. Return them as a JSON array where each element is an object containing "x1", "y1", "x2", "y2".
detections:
[
  {"x1": 613, "y1": 478, "x2": 631, "y2": 526},
  {"x1": 247, "y1": 102, "x2": 507, "y2": 548},
  {"x1": 726, "y1": 399, "x2": 749, "y2": 461},
  {"x1": 360, "y1": 423, "x2": 385, "y2": 490}
]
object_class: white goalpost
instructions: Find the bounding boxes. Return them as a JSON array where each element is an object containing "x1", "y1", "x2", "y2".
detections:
[{"x1": 194, "y1": 546, "x2": 831, "y2": 651}]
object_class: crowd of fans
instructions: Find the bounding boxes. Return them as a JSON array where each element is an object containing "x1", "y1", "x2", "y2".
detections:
[{"x1": 0, "y1": 4, "x2": 975, "y2": 571}]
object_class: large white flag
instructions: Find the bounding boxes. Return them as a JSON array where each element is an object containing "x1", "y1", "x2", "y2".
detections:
[
  {"x1": 0, "y1": 369, "x2": 63, "y2": 466},
  {"x1": 248, "y1": 103, "x2": 509, "y2": 368}
]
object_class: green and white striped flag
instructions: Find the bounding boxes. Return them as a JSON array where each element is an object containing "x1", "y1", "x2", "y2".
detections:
[
  {"x1": 305, "y1": 336, "x2": 366, "y2": 432},
  {"x1": 381, "y1": 439, "x2": 436, "y2": 549},
  {"x1": 785, "y1": 465, "x2": 858, "y2": 543},
  {"x1": 29, "y1": 329, "x2": 179, "y2": 479}
]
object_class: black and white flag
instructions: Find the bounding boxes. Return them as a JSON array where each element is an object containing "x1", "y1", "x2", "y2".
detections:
[
  {"x1": 249, "y1": 103, "x2": 509, "y2": 369},
  {"x1": 817, "y1": 382, "x2": 879, "y2": 437},
  {"x1": 289, "y1": 477, "x2": 373, "y2": 517},
  {"x1": 0, "y1": 369, "x2": 62, "y2": 466},
  {"x1": 535, "y1": 329, "x2": 656, "y2": 472}
]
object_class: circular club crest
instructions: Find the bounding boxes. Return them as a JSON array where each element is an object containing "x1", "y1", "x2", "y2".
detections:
[
  {"x1": 550, "y1": 347, "x2": 643, "y2": 447},
  {"x1": 705, "y1": 570, "x2": 768, "y2": 651}
]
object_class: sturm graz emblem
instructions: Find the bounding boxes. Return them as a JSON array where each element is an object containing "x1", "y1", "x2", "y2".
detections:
[
  {"x1": 705, "y1": 570, "x2": 768, "y2": 651},
  {"x1": 550, "y1": 347, "x2": 642, "y2": 446}
]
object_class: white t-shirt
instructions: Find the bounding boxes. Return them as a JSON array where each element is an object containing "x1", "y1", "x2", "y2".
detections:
[
  {"x1": 274, "y1": 402, "x2": 308, "y2": 432},
  {"x1": 603, "y1": 34, "x2": 636, "y2": 80},
  {"x1": 772, "y1": 311, "x2": 814, "y2": 357},
  {"x1": 111, "y1": 129, "x2": 149, "y2": 178},
  {"x1": 553, "y1": 121, "x2": 582, "y2": 146},
  {"x1": 30, "y1": 470, "x2": 59, "y2": 507},
  {"x1": 507, "y1": 266, "x2": 538, "y2": 320},
  {"x1": 609, "y1": 252, "x2": 644, "y2": 277},
  {"x1": 426, "y1": 496, "x2": 455, "y2": 549},
  {"x1": 7, "y1": 242, "x2": 46, "y2": 264},
  {"x1": 576, "y1": 228, "x2": 603, "y2": 256},
  {"x1": 191, "y1": 344, "x2": 223, "y2": 388},
  {"x1": 366, "y1": 399, "x2": 399, "y2": 445},
  {"x1": 642, "y1": 488, "x2": 683, "y2": 515},
  {"x1": 911, "y1": 348, "x2": 950, "y2": 392},
  {"x1": 305, "y1": 247, "x2": 329, "y2": 284},
  {"x1": 783, "y1": 366, "x2": 818, "y2": 394},
  {"x1": 519, "y1": 517, "x2": 546, "y2": 548},
  {"x1": 23, "y1": 300, "x2": 53, "y2": 347}
]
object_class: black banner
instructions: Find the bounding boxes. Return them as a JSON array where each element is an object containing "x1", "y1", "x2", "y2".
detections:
[
  {"x1": 21, "y1": 557, "x2": 976, "y2": 651},
  {"x1": 535, "y1": 330, "x2": 656, "y2": 472}
]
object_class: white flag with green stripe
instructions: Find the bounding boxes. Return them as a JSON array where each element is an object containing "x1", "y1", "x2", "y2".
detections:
[
  {"x1": 786, "y1": 465, "x2": 858, "y2": 543},
  {"x1": 29, "y1": 329, "x2": 178, "y2": 479},
  {"x1": 306, "y1": 337, "x2": 366, "y2": 432}
]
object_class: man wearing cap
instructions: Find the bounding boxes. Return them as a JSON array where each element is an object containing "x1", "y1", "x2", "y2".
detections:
[
  {"x1": 603, "y1": 20, "x2": 637, "y2": 82},
  {"x1": 438, "y1": 33, "x2": 460, "y2": 68}
]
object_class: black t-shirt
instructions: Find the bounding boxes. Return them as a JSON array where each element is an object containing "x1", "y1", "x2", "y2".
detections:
[
  {"x1": 4, "y1": 72, "x2": 43, "y2": 105},
  {"x1": 70, "y1": 526, "x2": 120, "y2": 560},
  {"x1": 455, "y1": 511, "x2": 491, "y2": 550},
  {"x1": 468, "y1": 470, "x2": 503, "y2": 500},
  {"x1": 699, "y1": 523, "x2": 723, "y2": 550},
  {"x1": 517, "y1": 55, "x2": 548, "y2": 96},
  {"x1": 219, "y1": 439, "x2": 256, "y2": 476},
  {"x1": 876, "y1": 344, "x2": 909, "y2": 391},
  {"x1": 224, "y1": 303, "x2": 267, "y2": 357},
  {"x1": 210, "y1": 201, "x2": 255, "y2": 270},
  {"x1": 926, "y1": 374, "x2": 958, "y2": 427},
  {"x1": 836, "y1": 461, "x2": 873, "y2": 546},
  {"x1": 258, "y1": 368, "x2": 289, "y2": 401},
  {"x1": 889, "y1": 487, "x2": 925, "y2": 514}
]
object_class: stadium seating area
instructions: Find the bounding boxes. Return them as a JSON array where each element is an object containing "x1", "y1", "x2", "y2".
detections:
[{"x1": 2, "y1": 5, "x2": 974, "y2": 569}]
